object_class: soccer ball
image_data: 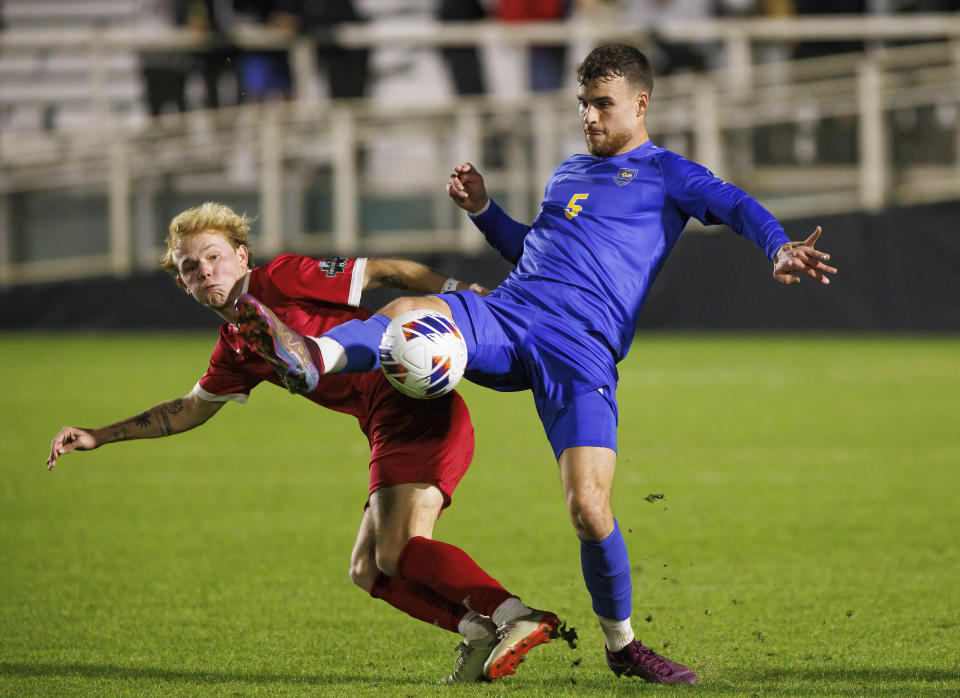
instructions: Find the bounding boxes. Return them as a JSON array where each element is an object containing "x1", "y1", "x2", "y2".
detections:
[{"x1": 379, "y1": 310, "x2": 468, "y2": 399}]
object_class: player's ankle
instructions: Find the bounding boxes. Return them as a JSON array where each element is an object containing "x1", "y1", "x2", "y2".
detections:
[
  {"x1": 311, "y1": 336, "x2": 344, "y2": 373},
  {"x1": 491, "y1": 597, "x2": 532, "y2": 628},
  {"x1": 459, "y1": 610, "x2": 497, "y2": 642},
  {"x1": 598, "y1": 615, "x2": 635, "y2": 652}
]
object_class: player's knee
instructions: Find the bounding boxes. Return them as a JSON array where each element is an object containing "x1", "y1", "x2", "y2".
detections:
[
  {"x1": 373, "y1": 537, "x2": 405, "y2": 577},
  {"x1": 349, "y1": 551, "x2": 378, "y2": 591},
  {"x1": 381, "y1": 296, "x2": 424, "y2": 319},
  {"x1": 381, "y1": 295, "x2": 450, "y2": 320},
  {"x1": 566, "y1": 494, "x2": 614, "y2": 542}
]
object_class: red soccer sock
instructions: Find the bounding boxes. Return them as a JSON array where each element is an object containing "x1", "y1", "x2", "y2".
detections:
[
  {"x1": 369, "y1": 572, "x2": 466, "y2": 634},
  {"x1": 396, "y1": 536, "x2": 514, "y2": 617}
]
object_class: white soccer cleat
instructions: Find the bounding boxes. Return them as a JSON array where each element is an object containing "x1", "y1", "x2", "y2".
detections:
[
  {"x1": 483, "y1": 609, "x2": 560, "y2": 680},
  {"x1": 437, "y1": 632, "x2": 499, "y2": 684}
]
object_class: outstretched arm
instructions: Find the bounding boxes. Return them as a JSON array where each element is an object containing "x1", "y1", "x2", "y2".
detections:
[
  {"x1": 47, "y1": 393, "x2": 223, "y2": 470},
  {"x1": 447, "y1": 162, "x2": 530, "y2": 265},
  {"x1": 702, "y1": 186, "x2": 836, "y2": 284},
  {"x1": 773, "y1": 226, "x2": 836, "y2": 285},
  {"x1": 661, "y1": 155, "x2": 837, "y2": 284},
  {"x1": 362, "y1": 258, "x2": 489, "y2": 296}
]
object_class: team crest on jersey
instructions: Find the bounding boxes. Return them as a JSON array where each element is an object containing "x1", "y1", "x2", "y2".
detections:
[
  {"x1": 614, "y1": 168, "x2": 638, "y2": 187},
  {"x1": 319, "y1": 256, "x2": 347, "y2": 277}
]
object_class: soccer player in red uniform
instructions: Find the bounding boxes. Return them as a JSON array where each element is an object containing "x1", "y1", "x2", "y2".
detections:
[{"x1": 46, "y1": 202, "x2": 560, "y2": 683}]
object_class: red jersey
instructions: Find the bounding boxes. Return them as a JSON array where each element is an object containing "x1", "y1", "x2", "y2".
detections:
[
  {"x1": 193, "y1": 254, "x2": 398, "y2": 429},
  {"x1": 190, "y1": 254, "x2": 474, "y2": 500}
]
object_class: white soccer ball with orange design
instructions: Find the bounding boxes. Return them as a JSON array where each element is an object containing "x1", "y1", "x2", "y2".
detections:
[{"x1": 379, "y1": 310, "x2": 468, "y2": 399}]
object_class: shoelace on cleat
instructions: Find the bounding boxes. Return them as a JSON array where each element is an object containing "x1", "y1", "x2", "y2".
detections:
[
  {"x1": 632, "y1": 643, "x2": 673, "y2": 677},
  {"x1": 451, "y1": 642, "x2": 473, "y2": 673}
]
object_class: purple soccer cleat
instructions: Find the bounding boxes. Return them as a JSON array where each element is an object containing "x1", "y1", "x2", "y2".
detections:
[
  {"x1": 605, "y1": 639, "x2": 698, "y2": 685},
  {"x1": 235, "y1": 294, "x2": 320, "y2": 394}
]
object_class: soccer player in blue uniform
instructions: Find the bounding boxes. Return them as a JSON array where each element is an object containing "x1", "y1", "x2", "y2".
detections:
[{"x1": 237, "y1": 43, "x2": 837, "y2": 684}]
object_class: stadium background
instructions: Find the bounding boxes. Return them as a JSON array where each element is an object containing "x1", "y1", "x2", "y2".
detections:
[
  {"x1": 2, "y1": 2, "x2": 958, "y2": 696},
  {"x1": 1, "y1": 0, "x2": 959, "y2": 332}
]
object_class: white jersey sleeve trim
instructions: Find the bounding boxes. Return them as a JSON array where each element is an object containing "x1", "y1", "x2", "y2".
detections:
[
  {"x1": 349, "y1": 257, "x2": 367, "y2": 307},
  {"x1": 189, "y1": 382, "x2": 249, "y2": 405}
]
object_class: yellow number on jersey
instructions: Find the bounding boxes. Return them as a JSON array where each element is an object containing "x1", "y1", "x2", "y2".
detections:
[{"x1": 564, "y1": 193, "x2": 589, "y2": 220}]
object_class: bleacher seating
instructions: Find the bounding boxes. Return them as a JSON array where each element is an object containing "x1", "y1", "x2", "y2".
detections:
[{"x1": 0, "y1": 0, "x2": 144, "y2": 131}]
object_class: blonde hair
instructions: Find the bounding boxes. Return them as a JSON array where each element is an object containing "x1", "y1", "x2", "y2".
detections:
[{"x1": 160, "y1": 202, "x2": 254, "y2": 275}]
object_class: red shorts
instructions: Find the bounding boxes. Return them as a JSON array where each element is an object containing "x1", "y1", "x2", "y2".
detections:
[{"x1": 365, "y1": 388, "x2": 474, "y2": 508}]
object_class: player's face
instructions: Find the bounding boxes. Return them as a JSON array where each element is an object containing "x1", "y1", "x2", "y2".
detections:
[
  {"x1": 174, "y1": 231, "x2": 249, "y2": 310},
  {"x1": 578, "y1": 76, "x2": 649, "y2": 158}
]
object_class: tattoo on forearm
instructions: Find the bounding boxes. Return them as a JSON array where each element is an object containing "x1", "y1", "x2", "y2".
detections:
[
  {"x1": 166, "y1": 399, "x2": 185, "y2": 415},
  {"x1": 376, "y1": 274, "x2": 407, "y2": 289},
  {"x1": 159, "y1": 407, "x2": 173, "y2": 436},
  {"x1": 134, "y1": 411, "x2": 151, "y2": 429},
  {"x1": 112, "y1": 426, "x2": 130, "y2": 443}
]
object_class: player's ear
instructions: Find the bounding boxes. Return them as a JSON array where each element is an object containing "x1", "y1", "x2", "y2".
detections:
[
  {"x1": 636, "y1": 91, "x2": 649, "y2": 117},
  {"x1": 176, "y1": 275, "x2": 189, "y2": 293},
  {"x1": 236, "y1": 244, "x2": 249, "y2": 269}
]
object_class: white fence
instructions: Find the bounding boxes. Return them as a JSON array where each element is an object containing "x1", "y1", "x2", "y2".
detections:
[{"x1": 2, "y1": 16, "x2": 960, "y2": 285}]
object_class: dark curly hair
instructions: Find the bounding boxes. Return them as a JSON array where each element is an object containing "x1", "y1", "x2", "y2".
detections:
[{"x1": 577, "y1": 43, "x2": 654, "y2": 95}]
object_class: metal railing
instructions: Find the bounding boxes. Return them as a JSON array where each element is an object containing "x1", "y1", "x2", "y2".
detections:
[
  {"x1": 6, "y1": 14, "x2": 960, "y2": 112},
  {"x1": 2, "y1": 16, "x2": 960, "y2": 286}
]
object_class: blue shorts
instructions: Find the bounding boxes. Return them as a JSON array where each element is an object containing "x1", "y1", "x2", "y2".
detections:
[{"x1": 442, "y1": 290, "x2": 619, "y2": 458}]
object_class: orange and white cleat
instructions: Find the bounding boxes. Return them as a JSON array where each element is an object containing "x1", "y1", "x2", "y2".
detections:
[{"x1": 483, "y1": 609, "x2": 560, "y2": 680}]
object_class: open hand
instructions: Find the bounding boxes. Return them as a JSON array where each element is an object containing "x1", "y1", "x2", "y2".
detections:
[{"x1": 773, "y1": 227, "x2": 837, "y2": 285}]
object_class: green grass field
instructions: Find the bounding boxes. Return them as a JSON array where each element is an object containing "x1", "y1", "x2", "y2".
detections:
[{"x1": 2, "y1": 332, "x2": 958, "y2": 697}]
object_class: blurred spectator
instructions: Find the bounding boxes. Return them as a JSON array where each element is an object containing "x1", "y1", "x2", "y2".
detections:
[
  {"x1": 621, "y1": 0, "x2": 714, "y2": 75},
  {"x1": 187, "y1": 0, "x2": 240, "y2": 110},
  {"x1": 301, "y1": 0, "x2": 371, "y2": 99},
  {"x1": 497, "y1": 0, "x2": 570, "y2": 91},
  {"x1": 436, "y1": 0, "x2": 488, "y2": 96},
  {"x1": 139, "y1": 0, "x2": 239, "y2": 115},
  {"x1": 140, "y1": 0, "x2": 194, "y2": 115},
  {"x1": 233, "y1": 0, "x2": 300, "y2": 101}
]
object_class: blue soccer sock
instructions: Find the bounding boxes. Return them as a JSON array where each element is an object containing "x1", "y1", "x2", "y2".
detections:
[
  {"x1": 580, "y1": 519, "x2": 633, "y2": 621},
  {"x1": 321, "y1": 314, "x2": 391, "y2": 373}
]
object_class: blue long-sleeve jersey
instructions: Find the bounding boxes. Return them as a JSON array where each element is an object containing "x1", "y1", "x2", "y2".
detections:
[{"x1": 470, "y1": 141, "x2": 790, "y2": 362}]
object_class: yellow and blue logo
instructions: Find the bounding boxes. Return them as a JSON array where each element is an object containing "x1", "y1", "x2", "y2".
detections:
[{"x1": 614, "y1": 168, "x2": 638, "y2": 187}]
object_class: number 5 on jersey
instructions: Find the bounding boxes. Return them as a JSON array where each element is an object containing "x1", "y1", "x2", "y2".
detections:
[{"x1": 565, "y1": 193, "x2": 589, "y2": 220}]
